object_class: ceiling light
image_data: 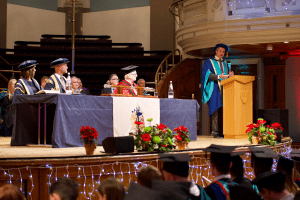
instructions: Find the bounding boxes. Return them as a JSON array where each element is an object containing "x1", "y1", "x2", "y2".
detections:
[{"x1": 284, "y1": 41, "x2": 289, "y2": 43}]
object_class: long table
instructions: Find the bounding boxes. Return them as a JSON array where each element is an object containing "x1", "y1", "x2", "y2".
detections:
[{"x1": 11, "y1": 94, "x2": 199, "y2": 148}]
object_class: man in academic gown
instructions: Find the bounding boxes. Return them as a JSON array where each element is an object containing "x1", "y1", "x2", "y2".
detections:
[
  {"x1": 201, "y1": 44, "x2": 234, "y2": 138},
  {"x1": 114, "y1": 65, "x2": 139, "y2": 96},
  {"x1": 44, "y1": 58, "x2": 69, "y2": 93}
]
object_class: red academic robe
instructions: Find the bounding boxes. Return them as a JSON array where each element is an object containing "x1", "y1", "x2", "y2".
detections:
[{"x1": 113, "y1": 80, "x2": 138, "y2": 95}]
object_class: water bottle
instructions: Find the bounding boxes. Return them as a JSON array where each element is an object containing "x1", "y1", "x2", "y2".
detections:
[
  {"x1": 168, "y1": 81, "x2": 174, "y2": 98},
  {"x1": 66, "y1": 72, "x2": 72, "y2": 94}
]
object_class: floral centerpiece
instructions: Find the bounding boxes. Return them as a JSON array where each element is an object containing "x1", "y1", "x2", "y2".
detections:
[
  {"x1": 174, "y1": 126, "x2": 190, "y2": 150},
  {"x1": 246, "y1": 118, "x2": 280, "y2": 146},
  {"x1": 133, "y1": 119, "x2": 176, "y2": 152},
  {"x1": 80, "y1": 126, "x2": 98, "y2": 155}
]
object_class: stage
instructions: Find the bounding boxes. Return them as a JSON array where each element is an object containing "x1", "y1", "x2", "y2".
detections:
[
  {"x1": 1, "y1": 136, "x2": 252, "y2": 159},
  {"x1": 0, "y1": 136, "x2": 292, "y2": 200}
]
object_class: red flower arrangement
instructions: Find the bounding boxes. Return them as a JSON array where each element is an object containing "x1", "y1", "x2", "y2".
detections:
[
  {"x1": 80, "y1": 126, "x2": 98, "y2": 144},
  {"x1": 174, "y1": 126, "x2": 190, "y2": 143},
  {"x1": 133, "y1": 119, "x2": 175, "y2": 152},
  {"x1": 246, "y1": 118, "x2": 279, "y2": 146}
]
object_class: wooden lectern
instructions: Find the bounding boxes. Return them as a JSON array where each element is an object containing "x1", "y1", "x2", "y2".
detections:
[{"x1": 220, "y1": 75, "x2": 255, "y2": 139}]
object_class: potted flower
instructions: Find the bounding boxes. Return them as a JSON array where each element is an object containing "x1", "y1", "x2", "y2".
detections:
[
  {"x1": 133, "y1": 118, "x2": 175, "y2": 152},
  {"x1": 269, "y1": 122, "x2": 283, "y2": 142},
  {"x1": 174, "y1": 126, "x2": 190, "y2": 150},
  {"x1": 246, "y1": 118, "x2": 277, "y2": 146},
  {"x1": 80, "y1": 126, "x2": 98, "y2": 155}
]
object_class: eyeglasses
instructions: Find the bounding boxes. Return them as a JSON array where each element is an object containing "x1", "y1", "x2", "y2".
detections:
[{"x1": 111, "y1": 78, "x2": 119, "y2": 81}]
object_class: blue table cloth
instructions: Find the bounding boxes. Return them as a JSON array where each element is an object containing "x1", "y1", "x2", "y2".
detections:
[{"x1": 11, "y1": 94, "x2": 199, "y2": 148}]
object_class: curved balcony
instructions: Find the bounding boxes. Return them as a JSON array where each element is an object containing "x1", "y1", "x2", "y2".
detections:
[{"x1": 172, "y1": 0, "x2": 300, "y2": 57}]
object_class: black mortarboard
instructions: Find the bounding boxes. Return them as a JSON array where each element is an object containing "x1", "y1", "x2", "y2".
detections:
[
  {"x1": 249, "y1": 146, "x2": 279, "y2": 159},
  {"x1": 228, "y1": 185, "x2": 262, "y2": 200},
  {"x1": 214, "y1": 44, "x2": 228, "y2": 53},
  {"x1": 159, "y1": 153, "x2": 192, "y2": 177},
  {"x1": 252, "y1": 171, "x2": 285, "y2": 191},
  {"x1": 231, "y1": 151, "x2": 245, "y2": 157},
  {"x1": 151, "y1": 180, "x2": 191, "y2": 200},
  {"x1": 50, "y1": 58, "x2": 70, "y2": 68},
  {"x1": 124, "y1": 182, "x2": 171, "y2": 200},
  {"x1": 202, "y1": 144, "x2": 237, "y2": 154},
  {"x1": 18, "y1": 60, "x2": 38, "y2": 71},
  {"x1": 277, "y1": 156, "x2": 294, "y2": 172},
  {"x1": 120, "y1": 65, "x2": 139, "y2": 74}
]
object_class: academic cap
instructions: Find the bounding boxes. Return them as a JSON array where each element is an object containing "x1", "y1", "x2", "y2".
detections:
[
  {"x1": 120, "y1": 65, "x2": 139, "y2": 74},
  {"x1": 124, "y1": 182, "x2": 171, "y2": 200},
  {"x1": 202, "y1": 144, "x2": 237, "y2": 154},
  {"x1": 277, "y1": 156, "x2": 294, "y2": 172},
  {"x1": 50, "y1": 58, "x2": 69, "y2": 68},
  {"x1": 159, "y1": 153, "x2": 192, "y2": 177},
  {"x1": 214, "y1": 43, "x2": 228, "y2": 53},
  {"x1": 252, "y1": 171, "x2": 285, "y2": 191},
  {"x1": 18, "y1": 60, "x2": 38, "y2": 71},
  {"x1": 249, "y1": 146, "x2": 279, "y2": 159}
]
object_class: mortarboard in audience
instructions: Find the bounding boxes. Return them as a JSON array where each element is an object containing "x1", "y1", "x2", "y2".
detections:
[
  {"x1": 159, "y1": 153, "x2": 192, "y2": 178},
  {"x1": 249, "y1": 146, "x2": 279, "y2": 177},
  {"x1": 252, "y1": 171, "x2": 285, "y2": 192}
]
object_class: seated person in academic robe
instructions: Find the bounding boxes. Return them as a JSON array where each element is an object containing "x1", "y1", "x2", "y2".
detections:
[
  {"x1": 290, "y1": 149, "x2": 300, "y2": 189},
  {"x1": 277, "y1": 156, "x2": 300, "y2": 195},
  {"x1": 137, "y1": 165, "x2": 162, "y2": 188},
  {"x1": 230, "y1": 152, "x2": 255, "y2": 191},
  {"x1": 49, "y1": 177, "x2": 78, "y2": 200},
  {"x1": 78, "y1": 78, "x2": 90, "y2": 95},
  {"x1": 155, "y1": 153, "x2": 211, "y2": 200},
  {"x1": 113, "y1": 65, "x2": 139, "y2": 96},
  {"x1": 71, "y1": 76, "x2": 87, "y2": 94},
  {"x1": 203, "y1": 145, "x2": 238, "y2": 200},
  {"x1": 101, "y1": 74, "x2": 119, "y2": 94},
  {"x1": 97, "y1": 178, "x2": 125, "y2": 200},
  {"x1": 44, "y1": 58, "x2": 69, "y2": 93},
  {"x1": 15, "y1": 60, "x2": 41, "y2": 96},
  {"x1": 0, "y1": 79, "x2": 16, "y2": 136},
  {"x1": 252, "y1": 171, "x2": 295, "y2": 200},
  {"x1": 249, "y1": 146, "x2": 279, "y2": 177}
]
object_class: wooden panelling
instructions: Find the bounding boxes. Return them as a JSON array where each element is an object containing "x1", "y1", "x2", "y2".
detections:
[{"x1": 264, "y1": 65, "x2": 286, "y2": 109}]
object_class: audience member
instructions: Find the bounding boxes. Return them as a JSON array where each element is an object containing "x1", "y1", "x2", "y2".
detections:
[
  {"x1": 44, "y1": 58, "x2": 69, "y2": 93},
  {"x1": 97, "y1": 178, "x2": 125, "y2": 200},
  {"x1": 252, "y1": 171, "x2": 294, "y2": 200},
  {"x1": 15, "y1": 60, "x2": 40, "y2": 95},
  {"x1": 229, "y1": 152, "x2": 253, "y2": 190},
  {"x1": 0, "y1": 184, "x2": 25, "y2": 200},
  {"x1": 49, "y1": 177, "x2": 78, "y2": 200},
  {"x1": 78, "y1": 78, "x2": 90, "y2": 95},
  {"x1": 137, "y1": 79, "x2": 145, "y2": 87},
  {"x1": 203, "y1": 144, "x2": 237, "y2": 200},
  {"x1": 249, "y1": 146, "x2": 279, "y2": 177},
  {"x1": 114, "y1": 66, "x2": 138, "y2": 95},
  {"x1": 290, "y1": 149, "x2": 300, "y2": 188},
  {"x1": 101, "y1": 74, "x2": 119, "y2": 94},
  {"x1": 137, "y1": 165, "x2": 161, "y2": 188},
  {"x1": 1, "y1": 79, "x2": 17, "y2": 136},
  {"x1": 154, "y1": 153, "x2": 210, "y2": 200},
  {"x1": 277, "y1": 156, "x2": 300, "y2": 195},
  {"x1": 40, "y1": 76, "x2": 49, "y2": 90}
]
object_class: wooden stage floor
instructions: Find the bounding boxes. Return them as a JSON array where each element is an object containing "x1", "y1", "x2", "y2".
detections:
[{"x1": 0, "y1": 136, "x2": 252, "y2": 159}]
